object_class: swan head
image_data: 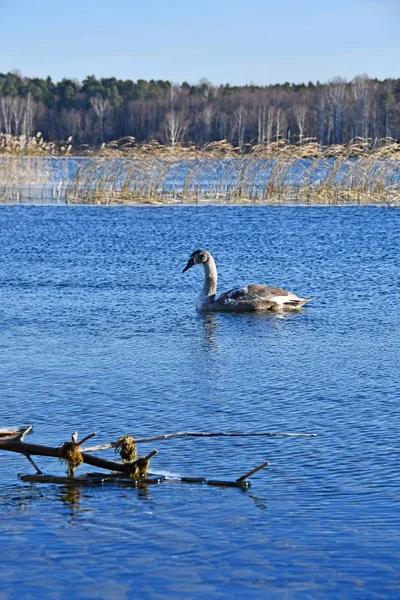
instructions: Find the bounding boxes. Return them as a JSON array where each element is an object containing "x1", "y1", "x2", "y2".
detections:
[{"x1": 182, "y1": 249, "x2": 210, "y2": 273}]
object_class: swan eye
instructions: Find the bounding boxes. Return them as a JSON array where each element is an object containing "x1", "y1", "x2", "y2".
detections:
[
  {"x1": 190, "y1": 250, "x2": 207, "y2": 264},
  {"x1": 197, "y1": 251, "x2": 207, "y2": 263}
]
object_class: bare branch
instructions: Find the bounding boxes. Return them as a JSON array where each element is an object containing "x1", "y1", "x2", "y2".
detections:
[
  {"x1": 81, "y1": 430, "x2": 316, "y2": 453},
  {"x1": 77, "y1": 432, "x2": 97, "y2": 446},
  {"x1": 0, "y1": 434, "x2": 158, "y2": 476},
  {"x1": 129, "y1": 431, "x2": 318, "y2": 442},
  {"x1": 24, "y1": 454, "x2": 43, "y2": 474},
  {"x1": 236, "y1": 460, "x2": 270, "y2": 482}
]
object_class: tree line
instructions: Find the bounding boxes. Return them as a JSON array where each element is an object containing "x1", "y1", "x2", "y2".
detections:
[{"x1": 0, "y1": 71, "x2": 399, "y2": 150}]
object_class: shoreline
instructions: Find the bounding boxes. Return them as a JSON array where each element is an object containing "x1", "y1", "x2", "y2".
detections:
[
  {"x1": 1, "y1": 135, "x2": 400, "y2": 160},
  {"x1": 0, "y1": 199, "x2": 396, "y2": 208}
]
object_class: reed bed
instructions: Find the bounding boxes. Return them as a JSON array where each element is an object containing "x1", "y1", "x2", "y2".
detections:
[
  {"x1": 0, "y1": 156, "x2": 74, "y2": 203},
  {"x1": 0, "y1": 139, "x2": 399, "y2": 205}
]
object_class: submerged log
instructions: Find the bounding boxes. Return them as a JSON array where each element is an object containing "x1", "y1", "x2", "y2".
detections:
[
  {"x1": 0, "y1": 425, "x2": 316, "y2": 487},
  {"x1": 18, "y1": 473, "x2": 165, "y2": 486}
]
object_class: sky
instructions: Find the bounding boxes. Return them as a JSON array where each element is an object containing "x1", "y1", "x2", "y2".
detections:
[{"x1": 1, "y1": 0, "x2": 399, "y2": 86}]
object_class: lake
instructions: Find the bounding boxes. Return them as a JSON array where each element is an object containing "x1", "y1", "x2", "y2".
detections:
[{"x1": 0, "y1": 205, "x2": 399, "y2": 599}]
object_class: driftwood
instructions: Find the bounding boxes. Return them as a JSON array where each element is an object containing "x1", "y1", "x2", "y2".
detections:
[
  {"x1": 0, "y1": 426, "x2": 317, "y2": 488},
  {"x1": 0, "y1": 427, "x2": 157, "y2": 479},
  {"x1": 82, "y1": 430, "x2": 317, "y2": 453}
]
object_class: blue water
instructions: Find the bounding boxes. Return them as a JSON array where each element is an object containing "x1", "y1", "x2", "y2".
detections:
[{"x1": 0, "y1": 205, "x2": 399, "y2": 599}]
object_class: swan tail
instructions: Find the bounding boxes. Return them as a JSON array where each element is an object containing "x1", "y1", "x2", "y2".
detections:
[{"x1": 284, "y1": 297, "x2": 315, "y2": 309}]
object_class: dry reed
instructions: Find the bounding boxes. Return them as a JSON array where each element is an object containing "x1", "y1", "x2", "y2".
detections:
[{"x1": 0, "y1": 138, "x2": 399, "y2": 205}]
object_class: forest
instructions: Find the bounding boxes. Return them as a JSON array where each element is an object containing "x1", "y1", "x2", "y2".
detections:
[{"x1": 0, "y1": 71, "x2": 399, "y2": 150}]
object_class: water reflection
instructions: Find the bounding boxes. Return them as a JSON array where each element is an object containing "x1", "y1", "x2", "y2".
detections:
[
  {"x1": 228, "y1": 308, "x2": 307, "y2": 322},
  {"x1": 199, "y1": 312, "x2": 220, "y2": 352},
  {"x1": 1, "y1": 485, "x2": 45, "y2": 510},
  {"x1": 247, "y1": 492, "x2": 269, "y2": 512},
  {"x1": 198, "y1": 309, "x2": 301, "y2": 350},
  {"x1": 59, "y1": 484, "x2": 83, "y2": 518},
  {"x1": 57, "y1": 479, "x2": 154, "y2": 517},
  {"x1": 200, "y1": 308, "x2": 304, "y2": 342}
]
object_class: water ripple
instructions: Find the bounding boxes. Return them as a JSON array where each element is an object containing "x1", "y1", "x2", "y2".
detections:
[{"x1": 0, "y1": 205, "x2": 399, "y2": 598}]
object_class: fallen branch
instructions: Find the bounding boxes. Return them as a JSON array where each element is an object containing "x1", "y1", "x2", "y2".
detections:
[
  {"x1": 0, "y1": 425, "x2": 316, "y2": 488},
  {"x1": 0, "y1": 427, "x2": 30, "y2": 438},
  {"x1": 18, "y1": 473, "x2": 165, "y2": 486},
  {"x1": 236, "y1": 460, "x2": 270, "y2": 482},
  {"x1": 82, "y1": 430, "x2": 317, "y2": 453},
  {"x1": 0, "y1": 427, "x2": 157, "y2": 478},
  {"x1": 131, "y1": 430, "x2": 317, "y2": 441},
  {"x1": 207, "y1": 460, "x2": 270, "y2": 488}
]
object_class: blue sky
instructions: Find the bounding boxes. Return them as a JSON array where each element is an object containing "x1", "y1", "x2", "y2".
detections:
[{"x1": 1, "y1": 0, "x2": 399, "y2": 85}]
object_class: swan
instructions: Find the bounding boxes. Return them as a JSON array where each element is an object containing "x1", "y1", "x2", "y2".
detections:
[{"x1": 183, "y1": 249, "x2": 313, "y2": 312}]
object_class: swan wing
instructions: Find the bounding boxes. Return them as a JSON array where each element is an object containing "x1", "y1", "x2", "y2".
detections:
[
  {"x1": 218, "y1": 284, "x2": 297, "y2": 302},
  {"x1": 215, "y1": 284, "x2": 310, "y2": 311}
]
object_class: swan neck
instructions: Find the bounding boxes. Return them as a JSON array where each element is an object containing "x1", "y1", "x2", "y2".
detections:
[{"x1": 203, "y1": 256, "x2": 218, "y2": 297}]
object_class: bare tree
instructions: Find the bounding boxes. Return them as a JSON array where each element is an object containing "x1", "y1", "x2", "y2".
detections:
[
  {"x1": 12, "y1": 97, "x2": 27, "y2": 136},
  {"x1": 275, "y1": 107, "x2": 282, "y2": 141},
  {"x1": 257, "y1": 103, "x2": 266, "y2": 145},
  {"x1": 215, "y1": 111, "x2": 229, "y2": 141},
  {"x1": 293, "y1": 103, "x2": 308, "y2": 144},
  {"x1": 326, "y1": 77, "x2": 347, "y2": 144},
  {"x1": 201, "y1": 105, "x2": 214, "y2": 143},
  {"x1": 0, "y1": 96, "x2": 13, "y2": 134},
  {"x1": 90, "y1": 96, "x2": 110, "y2": 143},
  {"x1": 168, "y1": 84, "x2": 180, "y2": 109},
  {"x1": 164, "y1": 110, "x2": 187, "y2": 147},
  {"x1": 316, "y1": 89, "x2": 326, "y2": 148},
  {"x1": 256, "y1": 93, "x2": 269, "y2": 145},
  {"x1": 383, "y1": 81, "x2": 396, "y2": 140},
  {"x1": 235, "y1": 105, "x2": 247, "y2": 152},
  {"x1": 351, "y1": 75, "x2": 371, "y2": 139},
  {"x1": 266, "y1": 106, "x2": 275, "y2": 145},
  {"x1": 22, "y1": 92, "x2": 35, "y2": 137},
  {"x1": 59, "y1": 108, "x2": 83, "y2": 142}
]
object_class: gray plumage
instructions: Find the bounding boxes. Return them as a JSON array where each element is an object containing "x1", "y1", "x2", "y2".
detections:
[{"x1": 183, "y1": 249, "x2": 313, "y2": 312}]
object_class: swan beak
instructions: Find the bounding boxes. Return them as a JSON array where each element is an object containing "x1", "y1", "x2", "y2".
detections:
[{"x1": 183, "y1": 257, "x2": 195, "y2": 273}]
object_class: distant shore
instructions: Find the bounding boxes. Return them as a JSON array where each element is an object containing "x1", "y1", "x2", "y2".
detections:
[{"x1": 1, "y1": 132, "x2": 400, "y2": 160}]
